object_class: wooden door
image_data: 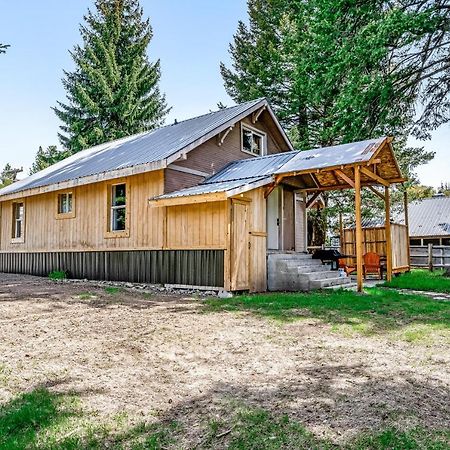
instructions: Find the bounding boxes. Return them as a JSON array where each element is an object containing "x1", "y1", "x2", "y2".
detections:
[
  {"x1": 267, "y1": 187, "x2": 280, "y2": 250},
  {"x1": 230, "y1": 199, "x2": 249, "y2": 290}
]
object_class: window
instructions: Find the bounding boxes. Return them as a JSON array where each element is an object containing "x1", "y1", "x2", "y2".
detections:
[
  {"x1": 242, "y1": 125, "x2": 265, "y2": 156},
  {"x1": 58, "y1": 192, "x2": 73, "y2": 215},
  {"x1": 12, "y1": 202, "x2": 24, "y2": 240},
  {"x1": 110, "y1": 183, "x2": 127, "y2": 232}
]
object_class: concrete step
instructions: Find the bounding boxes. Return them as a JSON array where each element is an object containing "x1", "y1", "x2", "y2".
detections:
[
  {"x1": 279, "y1": 262, "x2": 330, "y2": 272},
  {"x1": 324, "y1": 282, "x2": 358, "y2": 291},
  {"x1": 299, "y1": 271, "x2": 341, "y2": 281},
  {"x1": 310, "y1": 276, "x2": 353, "y2": 290},
  {"x1": 268, "y1": 252, "x2": 314, "y2": 261}
]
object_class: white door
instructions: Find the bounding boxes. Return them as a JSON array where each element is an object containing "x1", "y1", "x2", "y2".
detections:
[{"x1": 267, "y1": 187, "x2": 280, "y2": 250}]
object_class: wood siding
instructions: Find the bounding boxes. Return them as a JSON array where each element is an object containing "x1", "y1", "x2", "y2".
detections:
[
  {"x1": 165, "y1": 116, "x2": 286, "y2": 193},
  {"x1": 0, "y1": 171, "x2": 229, "y2": 254},
  {"x1": 166, "y1": 201, "x2": 227, "y2": 249}
]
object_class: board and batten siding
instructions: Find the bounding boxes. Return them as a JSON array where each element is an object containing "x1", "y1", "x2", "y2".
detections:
[
  {"x1": 0, "y1": 170, "x2": 229, "y2": 254},
  {"x1": 0, "y1": 170, "x2": 165, "y2": 252}
]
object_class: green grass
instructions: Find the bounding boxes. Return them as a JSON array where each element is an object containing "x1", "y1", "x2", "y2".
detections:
[
  {"x1": 104, "y1": 287, "x2": 121, "y2": 295},
  {"x1": 76, "y1": 292, "x2": 97, "y2": 300},
  {"x1": 1, "y1": 390, "x2": 448, "y2": 449},
  {"x1": 383, "y1": 269, "x2": 450, "y2": 293},
  {"x1": 204, "y1": 288, "x2": 450, "y2": 341},
  {"x1": 48, "y1": 270, "x2": 67, "y2": 280}
]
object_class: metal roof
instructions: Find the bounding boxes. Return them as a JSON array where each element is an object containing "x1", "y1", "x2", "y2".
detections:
[
  {"x1": 151, "y1": 137, "x2": 392, "y2": 203},
  {"x1": 151, "y1": 176, "x2": 270, "y2": 200},
  {"x1": 407, "y1": 196, "x2": 450, "y2": 237},
  {"x1": 274, "y1": 138, "x2": 386, "y2": 174},
  {"x1": 0, "y1": 98, "x2": 270, "y2": 198},
  {"x1": 205, "y1": 151, "x2": 298, "y2": 184}
]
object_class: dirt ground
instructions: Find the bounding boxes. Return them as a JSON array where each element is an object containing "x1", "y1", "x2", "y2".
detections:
[{"x1": 0, "y1": 273, "x2": 449, "y2": 445}]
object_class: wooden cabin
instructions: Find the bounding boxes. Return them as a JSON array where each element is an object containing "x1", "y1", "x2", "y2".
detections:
[{"x1": 0, "y1": 99, "x2": 406, "y2": 292}]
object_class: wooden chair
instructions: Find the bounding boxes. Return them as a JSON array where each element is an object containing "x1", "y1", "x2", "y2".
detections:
[
  {"x1": 338, "y1": 258, "x2": 356, "y2": 276},
  {"x1": 363, "y1": 252, "x2": 382, "y2": 279}
]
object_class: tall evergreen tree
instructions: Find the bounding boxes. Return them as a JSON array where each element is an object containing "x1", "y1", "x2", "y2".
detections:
[
  {"x1": 0, "y1": 164, "x2": 22, "y2": 189},
  {"x1": 221, "y1": 0, "x2": 444, "y2": 177},
  {"x1": 54, "y1": 0, "x2": 169, "y2": 153},
  {"x1": 29, "y1": 145, "x2": 71, "y2": 175}
]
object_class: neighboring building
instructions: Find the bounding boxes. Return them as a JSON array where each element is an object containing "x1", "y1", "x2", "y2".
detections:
[
  {"x1": 408, "y1": 195, "x2": 450, "y2": 246},
  {"x1": 0, "y1": 99, "x2": 404, "y2": 292}
]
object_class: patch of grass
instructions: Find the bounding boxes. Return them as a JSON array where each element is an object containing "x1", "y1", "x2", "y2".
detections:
[
  {"x1": 104, "y1": 287, "x2": 121, "y2": 295},
  {"x1": 0, "y1": 388, "x2": 179, "y2": 449},
  {"x1": 76, "y1": 292, "x2": 97, "y2": 300},
  {"x1": 1, "y1": 390, "x2": 448, "y2": 449},
  {"x1": 204, "y1": 288, "x2": 450, "y2": 341},
  {"x1": 201, "y1": 408, "x2": 449, "y2": 450},
  {"x1": 350, "y1": 426, "x2": 450, "y2": 450},
  {"x1": 383, "y1": 269, "x2": 450, "y2": 293},
  {"x1": 48, "y1": 270, "x2": 67, "y2": 281}
]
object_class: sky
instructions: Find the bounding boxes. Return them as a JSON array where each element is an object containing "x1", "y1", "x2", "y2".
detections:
[{"x1": 0, "y1": 0, "x2": 448, "y2": 187}]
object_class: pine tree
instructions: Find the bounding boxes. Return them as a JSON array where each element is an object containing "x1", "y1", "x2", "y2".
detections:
[
  {"x1": 54, "y1": 0, "x2": 169, "y2": 153},
  {"x1": 221, "y1": 0, "x2": 441, "y2": 175},
  {"x1": 0, "y1": 164, "x2": 22, "y2": 189},
  {"x1": 29, "y1": 146, "x2": 71, "y2": 175}
]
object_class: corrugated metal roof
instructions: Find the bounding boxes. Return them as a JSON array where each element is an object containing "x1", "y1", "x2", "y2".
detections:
[
  {"x1": 151, "y1": 137, "x2": 391, "y2": 202},
  {"x1": 151, "y1": 176, "x2": 269, "y2": 200},
  {"x1": 0, "y1": 98, "x2": 267, "y2": 198},
  {"x1": 205, "y1": 151, "x2": 298, "y2": 184},
  {"x1": 274, "y1": 138, "x2": 386, "y2": 174},
  {"x1": 408, "y1": 196, "x2": 450, "y2": 237}
]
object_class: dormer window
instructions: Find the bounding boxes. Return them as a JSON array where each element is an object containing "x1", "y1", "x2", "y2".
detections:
[{"x1": 241, "y1": 125, "x2": 266, "y2": 156}]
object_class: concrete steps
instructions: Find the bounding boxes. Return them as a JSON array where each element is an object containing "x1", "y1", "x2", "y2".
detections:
[{"x1": 267, "y1": 252, "x2": 352, "y2": 291}]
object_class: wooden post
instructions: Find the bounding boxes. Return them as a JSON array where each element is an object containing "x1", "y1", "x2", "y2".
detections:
[
  {"x1": 354, "y1": 166, "x2": 363, "y2": 292},
  {"x1": 428, "y1": 243, "x2": 434, "y2": 272},
  {"x1": 385, "y1": 186, "x2": 393, "y2": 282},
  {"x1": 403, "y1": 190, "x2": 411, "y2": 271},
  {"x1": 339, "y1": 212, "x2": 343, "y2": 253}
]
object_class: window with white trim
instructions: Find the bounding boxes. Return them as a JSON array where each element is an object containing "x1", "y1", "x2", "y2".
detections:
[
  {"x1": 110, "y1": 183, "x2": 127, "y2": 232},
  {"x1": 242, "y1": 125, "x2": 265, "y2": 156},
  {"x1": 57, "y1": 192, "x2": 73, "y2": 215},
  {"x1": 12, "y1": 202, "x2": 24, "y2": 240}
]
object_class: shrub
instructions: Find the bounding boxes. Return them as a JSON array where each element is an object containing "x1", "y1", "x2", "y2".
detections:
[{"x1": 48, "y1": 270, "x2": 67, "y2": 280}]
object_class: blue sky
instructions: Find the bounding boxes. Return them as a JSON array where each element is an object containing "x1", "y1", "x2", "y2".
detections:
[{"x1": 0, "y1": 0, "x2": 448, "y2": 187}]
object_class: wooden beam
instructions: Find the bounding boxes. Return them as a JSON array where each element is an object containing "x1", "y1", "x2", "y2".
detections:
[
  {"x1": 366, "y1": 185, "x2": 385, "y2": 201},
  {"x1": 403, "y1": 190, "x2": 411, "y2": 271},
  {"x1": 334, "y1": 169, "x2": 355, "y2": 188},
  {"x1": 264, "y1": 183, "x2": 277, "y2": 199},
  {"x1": 385, "y1": 186, "x2": 393, "y2": 282},
  {"x1": 218, "y1": 125, "x2": 234, "y2": 146},
  {"x1": 355, "y1": 166, "x2": 363, "y2": 292},
  {"x1": 252, "y1": 105, "x2": 266, "y2": 123},
  {"x1": 149, "y1": 191, "x2": 227, "y2": 207},
  {"x1": 360, "y1": 166, "x2": 389, "y2": 187},
  {"x1": 306, "y1": 191, "x2": 321, "y2": 208}
]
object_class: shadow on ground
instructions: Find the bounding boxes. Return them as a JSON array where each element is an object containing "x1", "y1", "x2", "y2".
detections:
[{"x1": 1, "y1": 363, "x2": 448, "y2": 449}]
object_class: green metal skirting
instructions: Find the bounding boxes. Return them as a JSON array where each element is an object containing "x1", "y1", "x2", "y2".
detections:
[{"x1": 0, "y1": 250, "x2": 224, "y2": 287}]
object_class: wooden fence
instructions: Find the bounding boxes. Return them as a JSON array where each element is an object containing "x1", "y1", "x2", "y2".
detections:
[
  {"x1": 410, "y1": 245, "x2": 450, "y2": 270},
  {"x1": 341, "y1": 223, "x2": 410, "y2": 273}
]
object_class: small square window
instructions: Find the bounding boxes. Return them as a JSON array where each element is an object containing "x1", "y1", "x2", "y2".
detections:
[
  {"x1": 242, "y1": 126, "x2": 265, "y2": 156},
  {"x1": 58, "y1": 192, "x2": 73, "y2": 214}
]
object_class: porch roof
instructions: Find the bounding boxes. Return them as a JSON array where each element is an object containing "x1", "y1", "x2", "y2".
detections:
[{"x1": 149, "y1": 136, "x2": 405, "y2": 206}]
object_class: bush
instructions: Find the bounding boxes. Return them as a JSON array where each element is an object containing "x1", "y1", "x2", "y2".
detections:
[{"x1": 48, "y1": 270, "x2": 67, "y2": 280}]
